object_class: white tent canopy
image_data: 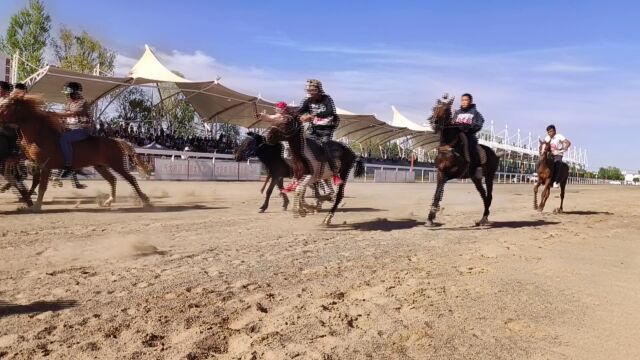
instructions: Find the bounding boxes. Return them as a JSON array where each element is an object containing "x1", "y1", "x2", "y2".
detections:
[
  {"x1": 24, "y1": 44, "x2": 439, "y2": 150},
  {"x1": 391, "y1": 105, "x2": 431, "y2": 132}
]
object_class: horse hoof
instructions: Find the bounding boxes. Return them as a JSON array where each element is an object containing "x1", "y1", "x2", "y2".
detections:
[
  {"x1": 553, "y1": 208, "x2": 563, "y2": 214},
  {"x1": 258, "y1": 208, "x2": 266, "y2": 213},
  {"x1": 475, "y1": 217, "x2": 490, "y2": 226}
]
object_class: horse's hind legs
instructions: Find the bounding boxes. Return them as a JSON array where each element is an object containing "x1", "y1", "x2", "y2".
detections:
[
  {"x1": 94, "y1": 166, "x2": 116, "y2": 207},
  {"x1": 471, "y1": 177, "x2": 491, "y2": 226}
]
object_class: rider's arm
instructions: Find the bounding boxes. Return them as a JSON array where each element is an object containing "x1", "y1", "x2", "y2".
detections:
[
  {"x1": 257, "y1": 113, "x2": 282, "y2": 124},
  {"x1": 470, "y1": 111, "x2": 484, "y2": 132},
  {"x1": 563, "y1": 138, "x2": 572, "y2": 150},
  {"x1": 312, "y1": 95, "x2": 338, "y2": 126}
]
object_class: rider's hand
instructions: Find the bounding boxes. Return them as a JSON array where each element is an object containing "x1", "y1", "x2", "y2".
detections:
[{"x1": 300, "y1": 114, "x2": 313, "y2": 122}]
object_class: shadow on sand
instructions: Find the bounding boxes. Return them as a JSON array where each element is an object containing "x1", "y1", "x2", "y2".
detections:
[
  {"x1": 332, "y1": 218, "x2": 425, "y2": 231},
  {"x1": 0, "y1": 299, "x2": 78, "y2": 317},
  {"x1": 6, "y1": 204, "x2": 226, "y2": 215},
  {"x1": 560, "y1": 210, "x2": 613, "y2": 216},
  {"x1": 431, "y1": 219, "x2": 560, "y2": 231}
]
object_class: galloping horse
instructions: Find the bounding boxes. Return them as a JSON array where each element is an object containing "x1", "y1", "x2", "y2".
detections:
[
  {"x1": 427, "y1": 98, "x2": 500, "y2": 226},
  {"x1": 235, "y1": 132, "x2": 292, "y2": 212},
  {"x1": 0, "y1": 95, "x2": 151, "y2": 210},
  {"x1": 235, "y1": 132, "x2": 336, "y2": 213},
  {"x1": 533, "y1": 140, "x2": 569, "y2": 213},
  {"x1": 266, "y1": 116, "x2": 364, "y2": 225}
]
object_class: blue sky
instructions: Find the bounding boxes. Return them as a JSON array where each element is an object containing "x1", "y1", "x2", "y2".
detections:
[{"x1": 2, "y1": 0, "x2": 639, "y2": 171}]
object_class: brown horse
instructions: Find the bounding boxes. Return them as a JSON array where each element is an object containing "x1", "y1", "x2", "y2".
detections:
[
  {"x1": 266, "y1": 114, "x2": 364, "y2": 225},
  {"x1": 533, "y1": 140, "x2": 569, "y2": 213},
  {"x1": 0, "y1": 95, "x2": 151, "y2": 211},
  {"x1": 427, "y1": 98, "x2": 500, "y2": 226}
]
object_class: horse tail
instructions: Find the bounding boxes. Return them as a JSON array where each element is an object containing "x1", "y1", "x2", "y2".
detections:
[
  {"x1": 353, "y1": 156, "x2": 365, "y2": 178},
  {"x1": 115, "y1": 139, "x2": 152, "y2": 179}
]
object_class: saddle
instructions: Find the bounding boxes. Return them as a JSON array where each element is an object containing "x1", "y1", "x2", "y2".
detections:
[
  {"x1": 304, "y1": 136, "x2": 342, "y2": 163},
  {"x1": 457, "y1": 133, "x2": 487, "y2": 165}
]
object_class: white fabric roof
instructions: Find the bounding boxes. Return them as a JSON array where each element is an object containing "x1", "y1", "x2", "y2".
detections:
[
  {"x1": 129, "y1": 45, "x2": 192, "y2": 84},
  {"x1": 25, "y1": 66, "x2": 126, "y2": 104},
  {"x1": 24, "y1": 44, "x2": 440, "y2": 149},
  {"x1": 391, "y1": 105, "x2": 431, "y2": 131}
]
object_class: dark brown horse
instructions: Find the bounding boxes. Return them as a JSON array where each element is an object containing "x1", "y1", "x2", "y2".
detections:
[
  {"x1": 427, "y1": 98, "x2": 500, "y2": 226},
  {"x1": 0, "y1": 95, "x2": 151, "y2": 211},
  {"x1": 533, "y1": 140, "x2": 569, "y2": 213},
  {"x1": 266, "y1": 114, "x2": 364, "y2": 225}
]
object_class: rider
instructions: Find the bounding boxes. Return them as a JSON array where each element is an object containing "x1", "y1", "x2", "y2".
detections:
[
  {"x1": 297, "y1": 79, "x2": 342, "y2": 186},
  {"x1": 451, "y1": 93, "x2": 485, "y2": 179},
  {"x1": 544, "y1": 125, "x2": 571, "y2": 188},
  {"x1": 58, "y1": 82, "x2": 93, "y2": 179}
]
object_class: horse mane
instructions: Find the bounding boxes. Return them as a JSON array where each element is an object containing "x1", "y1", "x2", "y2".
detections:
[
  {"x1": 12, "y1": 94, "x2": 64, "y2": 134},
  {"x1": 429, "y1": 102, "x2": 452, "y2": 135}
]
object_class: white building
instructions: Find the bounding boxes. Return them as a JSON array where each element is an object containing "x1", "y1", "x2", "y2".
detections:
[{"x1": 0, "y1": 52, "x2": 10, "y2": 83}]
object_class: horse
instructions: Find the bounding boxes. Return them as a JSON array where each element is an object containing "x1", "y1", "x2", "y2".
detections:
[
  {"x1": 235, "y1": 132, "x2": 291, "y2": 212},
  {"x1": 0, "y1": 95, "x2": 152, "y2": 211},
  {"x1": 266, "y1": 116, "x2": 364, "y2": 225},
  {"x1": 426, "y1": 98, "x2": 500, "y2": 226},
  {"x1": 533, "y1": 139, "x2": 569, "y2": 213},
  {"x1": 234, "y1": 132, "x2": 335, "y2": 213}
]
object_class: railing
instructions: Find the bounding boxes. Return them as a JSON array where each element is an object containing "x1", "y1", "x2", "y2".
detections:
[{"x1": 128, "y1": 148, "x2": 617, "y2": 186}]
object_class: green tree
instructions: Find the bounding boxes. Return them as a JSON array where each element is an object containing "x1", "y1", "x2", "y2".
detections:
[
  {"x1": 52, "y1": 25, "x2": 116, "y2": 74},
  {"x1": 112, "y1": 87, "x2": 152, "y2": 126},
  {"x1": 597, "y1": 166, "x2": 624, "y2": 181},
  {"x1": 0, "y1": 0, "x2": 51, "y2": 81},
  {"x1": 633, "y1": 177, "x2": 639, "y2": 184}
]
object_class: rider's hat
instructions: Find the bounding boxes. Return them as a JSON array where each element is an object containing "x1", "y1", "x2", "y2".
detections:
[
  {"x1": 305, "y1": 79, "x2": 324, "y2": 94},
  {"x1": 62, "y1": 81, "x2": 83, "y2": 95},
  {"x1": 13, "y1": 83, "x2": 27, "y2": 92}
]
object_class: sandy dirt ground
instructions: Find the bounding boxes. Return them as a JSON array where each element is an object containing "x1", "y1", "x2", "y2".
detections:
[{"x1": 0, "y1": 180, "x2": 638, "y2": 360}]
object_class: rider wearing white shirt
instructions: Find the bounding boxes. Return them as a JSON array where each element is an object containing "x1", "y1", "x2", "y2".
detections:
[{"x1": 544, "y1": 125, "x2": 571, "y2": 186}]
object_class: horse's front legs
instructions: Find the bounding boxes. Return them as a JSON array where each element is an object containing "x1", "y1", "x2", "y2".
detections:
[{"x1": 427, "y1": 173, "x2": 447, "y2": 226}]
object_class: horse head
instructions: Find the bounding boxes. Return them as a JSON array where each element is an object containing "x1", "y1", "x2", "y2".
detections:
[
  {"x1": 538, "y1": 139, "x2": 553, "y2": 161},
  {"x1": 0, "y1": 94, "x2": 62, "y2": 133},
  {"x1": 234, "y1": 132, "x2": 264, "y2": 161},
  {"x1": 265, "y1": 114, "x2": 301, "y2": 145},
  {"x1": 429, "y1": 95, "x2": 454, "y2": 134}
]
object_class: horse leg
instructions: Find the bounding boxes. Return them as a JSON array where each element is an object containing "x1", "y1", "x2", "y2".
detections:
[
  {"x1": 32, "y1": 167, "x2": 51, "y2": 211},
  {"x1": 278, "y1": 177, "x2": 289, "y2": 211},
  {"x1": 539, "y1": 182, "x2": 552, "y2": 212},
  {"x1": 471, "y1": 176, "x2": 490, "y2": 226},
  {"x1": 533, "y1": 181, "x2": 541, "y2": 210},
  {"x1": 259, "y1": 176, "x2": 277, "y2": 213},
  {"x1": 110, "y1": 163, "x2": 151, "y2": 207},
  {"x1": 94, "y1": 166, "x2": 116, "y2": 207},
  {"x1": 427, "y1": 173, "x2": 447, "y2": 226},
  {"x1": 71, "y1": 173, "x2": 86, "y2": 189},
  {"x1": 313, "y1": 182, "x2": 323, "y2": 211},
  {"x1": 28, "y1": 170, "x2": 39, "y2": 197},
  {"x1": 293, "y1": 175, "x2": 312, "y2": 217},
  {"x1": 556, "y1": 180, "x2": 567, "y2": 214}
]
